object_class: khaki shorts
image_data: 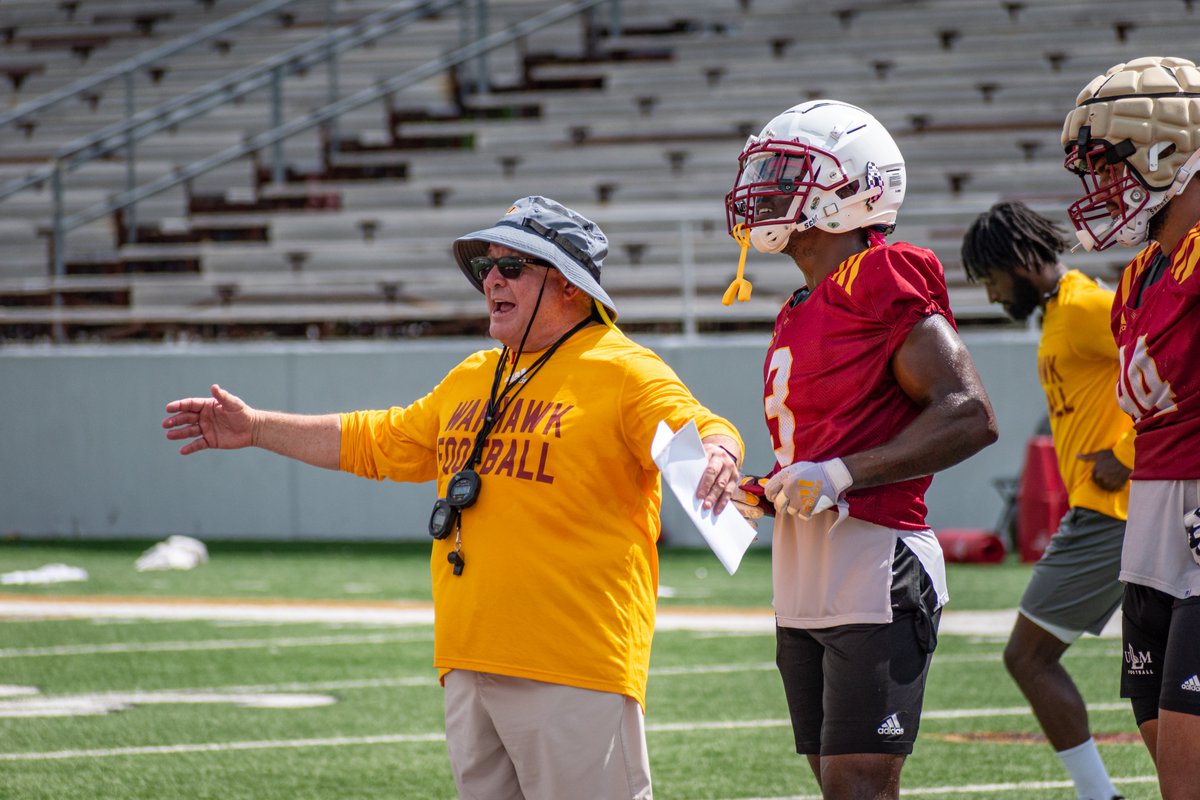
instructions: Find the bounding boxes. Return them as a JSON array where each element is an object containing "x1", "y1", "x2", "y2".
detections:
[{"x1": 443, "y1": 669, "x2": 652, "y2": 800}]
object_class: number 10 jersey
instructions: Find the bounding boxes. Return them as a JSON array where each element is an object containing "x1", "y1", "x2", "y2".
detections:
[{"x1": 1111, "y1": 221, "x2": 1200, "y2": 479}]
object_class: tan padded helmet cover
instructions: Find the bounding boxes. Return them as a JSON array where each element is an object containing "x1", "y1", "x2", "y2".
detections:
[{"x1": 1062, "y1": 56, "x2": 1200, "y2": 190}]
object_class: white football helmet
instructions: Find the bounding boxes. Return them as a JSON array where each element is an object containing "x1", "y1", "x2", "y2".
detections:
[
  {"x1": 725, "y1": 100, "x2": 906, "y2": 253},
  {"x1": 1062, "y1": 56, "x2": 1200, "y2": 251}
]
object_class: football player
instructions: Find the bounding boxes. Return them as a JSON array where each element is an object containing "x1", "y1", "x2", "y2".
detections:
[
  {"x1": 962, "y1": 201, "x2": 1132, "y2": 800},
  {"x1": 1062, "y1": 55, "x2": 1200, "y2": 800},
  {"x1": 724, "y1": 99, "x2": 998, "y2": 799}
]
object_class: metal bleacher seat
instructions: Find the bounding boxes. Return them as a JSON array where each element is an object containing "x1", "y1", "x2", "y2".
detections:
[{"x1": 1, "y1": 0, "x2": 1196, "y2": 341}]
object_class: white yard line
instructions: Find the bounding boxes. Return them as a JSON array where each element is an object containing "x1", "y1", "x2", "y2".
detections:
[
  {"x1": 0, "y1": 598, "x2": 437, "y2": 626},
  {"x1": 0, "y1": 707, "x2": 1142, "y2": 762},
  {"x1": 0, "y1": 733, "x2": 446, "y2": 761},
  {"x1": 0, "y1": 597, "x2": 1120, "y2": 637},
  {"x1": 728, "y1": 775, "x2": 1159, "y2": 800},
  {"x1": 0, "y1": 631, "x2": 432, "y2": 658}
]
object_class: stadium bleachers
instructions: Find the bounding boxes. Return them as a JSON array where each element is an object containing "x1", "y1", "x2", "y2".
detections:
[{"x1": 1, "y1": 0, "x2": 1196, "y2": 341}]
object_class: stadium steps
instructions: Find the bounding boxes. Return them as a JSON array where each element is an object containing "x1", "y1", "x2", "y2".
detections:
[{"x1": 2, "y1": 0, "x2": 1196, "y2": 341}]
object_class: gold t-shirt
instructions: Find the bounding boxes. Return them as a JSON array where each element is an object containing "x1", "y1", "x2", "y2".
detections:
[
  {"x1": 339, "y1": 325, "x2": 741, "y2": 708},
  {"x1": 1038, "y1": 270, "x2": 1134, "y2": 518}
]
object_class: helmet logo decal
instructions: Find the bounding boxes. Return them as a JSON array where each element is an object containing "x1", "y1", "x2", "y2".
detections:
[{"x1": 865, "y1": 162, "x2": 883, "y2": 190}]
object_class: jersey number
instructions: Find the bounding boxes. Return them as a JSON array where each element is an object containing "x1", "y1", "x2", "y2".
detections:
[
  {"x1": 1117, "y1": 335, "x2": 1177, "y2": 422},
  {"x1": 766, "y1": 348, "x2": 796, "y2": 465}
]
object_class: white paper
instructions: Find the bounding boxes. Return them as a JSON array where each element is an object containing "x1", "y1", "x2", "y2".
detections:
[{"x1": 651, "y1": 420, "x2": 758, "y2": 574}]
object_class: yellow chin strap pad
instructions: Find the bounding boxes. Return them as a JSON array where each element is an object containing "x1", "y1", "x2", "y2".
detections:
[
  {"x1": 596, "y1": 299, "x2": 620, "y2": 332},
  {"x1": 722, "y1": 224, "x2": 753, "y2": 306}
]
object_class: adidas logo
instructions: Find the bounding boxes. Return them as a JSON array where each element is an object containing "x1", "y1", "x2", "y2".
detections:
[
  {"x1": 877, "y1": 713, "x2": 905, "y2": 736},
  {"x1": 1182, "y1": 674, "x2": 1200, "y2": 693}
]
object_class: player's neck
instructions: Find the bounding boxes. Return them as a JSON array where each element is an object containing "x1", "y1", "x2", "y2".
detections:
[
  {"x1": 1034, "y1": 262, "x2": 1067, "y2": 303},
  {"x1": 1150, "y1": 182, "x2": 1200, "y2": 258},
  {"x1": 786, "y1": 229, "x2": 870, "y2": 289}
]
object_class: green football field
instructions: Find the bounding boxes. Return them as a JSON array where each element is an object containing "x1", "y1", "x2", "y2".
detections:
[{"x1": 0, "y1": 541, "x2": 1156, "y2": 799}]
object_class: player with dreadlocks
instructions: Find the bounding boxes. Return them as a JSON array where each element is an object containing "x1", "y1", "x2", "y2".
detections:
[{"x1": 962, "y1": 200, "x2": 1133, "y2": 800}]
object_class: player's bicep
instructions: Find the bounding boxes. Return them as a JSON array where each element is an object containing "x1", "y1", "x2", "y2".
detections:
[{"x1": 891, "y1": 314, "x2": 986, "y2": 409}]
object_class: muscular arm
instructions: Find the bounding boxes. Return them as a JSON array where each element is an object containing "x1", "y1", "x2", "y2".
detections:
[
  {"x1": 841, "y1": 315, "x2": 998, "y2": 489},
  {"x1": 164, "y1": 384, "x2": 342, "y2": 470}
]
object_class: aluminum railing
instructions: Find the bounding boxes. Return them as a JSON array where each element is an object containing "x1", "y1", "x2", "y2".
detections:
[
  {"x1": 0, "y1": 0, "x2": 307, "y2": 131},
  {"x1": 4, "y1": 0, "x2": 620, "y2": 340},
  {"x1": 0, "y1": 0, "x2": 460, "y2": 228},
  {"x1": 51, "y1": 0, "x2": 615, "y2": 254}
]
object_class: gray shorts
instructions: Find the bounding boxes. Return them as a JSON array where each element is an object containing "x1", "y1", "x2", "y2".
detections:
[{"x1": 1020, "y1": 507, "x2": 1125, "y2": 642}]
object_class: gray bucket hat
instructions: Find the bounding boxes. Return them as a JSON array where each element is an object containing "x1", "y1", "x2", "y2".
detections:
[{"x1": 452, "y1": 196, "x2": 617, "y2": 320}]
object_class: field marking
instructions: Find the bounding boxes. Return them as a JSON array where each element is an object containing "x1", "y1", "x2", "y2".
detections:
[
  {"x1": 645, "y1": 702, "x2": 1132, "y2": 732},
  {"x1": 0, "y1": 596, "x2": 437, "y2": 626},
  {"x1": 0, "y1": 689, "x2": 337, "y2": 718},
  {"x1": 729, "y1": 774, "x2": 1159, "y2": 800},
  {"x1": 116, "y1": 676, "x2": 438, "y2": 693},
  {"x1": 0, "y1": 676, "x2": 440, "y2": 719},
  {"x1": 0, "y1": 733, "x2": 446, "y2": 761},
  {"x1": 0, "y1": 704, "x2": 1137, "y2": 760},
  {"x1": 651, "y1": 662, "x2": 775, "y2": 675},
  {"x1": 0, "y1": 596, "x2": 1096, "y2": 637},
  {"x1": 0, "y1": 595, "x2": 1126, "y2": 641},
  {"x1": 0, "y1": 631, "x2": 432, "y2": 658}
]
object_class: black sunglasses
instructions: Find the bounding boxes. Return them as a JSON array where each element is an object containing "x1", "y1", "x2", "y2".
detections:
[{"x1": 469, "y1": 255, "x2": 550, "y2": 281}]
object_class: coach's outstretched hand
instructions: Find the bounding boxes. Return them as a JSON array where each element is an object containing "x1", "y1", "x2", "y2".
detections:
[{"x1": 163, "y1": 384, "x2": 256, "y2": 455}]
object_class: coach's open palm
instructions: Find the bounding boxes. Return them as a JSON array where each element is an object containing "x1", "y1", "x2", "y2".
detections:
[{"x1": 163, "y1": 384, "x2": 255, "y2": 455}]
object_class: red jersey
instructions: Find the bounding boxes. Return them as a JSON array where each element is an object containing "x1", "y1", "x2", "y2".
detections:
[
  {"x1": 1111, "y1": 221, "x2": 1200, "y2": 479},
  {"x1": 763, "y1": 242, "x2": 953, "y2": 530}
]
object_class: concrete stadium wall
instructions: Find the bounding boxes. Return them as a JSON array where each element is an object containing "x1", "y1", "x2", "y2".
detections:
[{"x1": 0, "y1": 330, "x2": 1042, "y2": 545}]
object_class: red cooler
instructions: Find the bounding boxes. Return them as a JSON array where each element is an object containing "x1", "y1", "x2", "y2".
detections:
[
  {"x1": 1016, "y1": 435, "x2": 1069, "y2": 563},
  {"x1": 935, "y1": 529, "x2": 1007, "y2": 564}
]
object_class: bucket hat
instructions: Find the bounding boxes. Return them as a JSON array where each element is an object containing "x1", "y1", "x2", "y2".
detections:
[{"x1": 452, "y1": 196, "x2": 617, "y2": 320}]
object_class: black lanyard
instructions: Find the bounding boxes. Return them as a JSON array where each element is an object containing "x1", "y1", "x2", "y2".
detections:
[
  {"x1": 436, "y1": 315, "x2": 594, "y2": 577},
  {"x1": 463, "y1": 316, "x2": 594, "y2": 472}
]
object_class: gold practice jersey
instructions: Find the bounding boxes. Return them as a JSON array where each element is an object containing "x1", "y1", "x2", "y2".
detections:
[{"x1": 1039, "y1": 269, "x2": 1134, "y2": 518}]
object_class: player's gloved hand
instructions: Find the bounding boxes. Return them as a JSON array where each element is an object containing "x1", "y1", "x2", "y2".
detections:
[
  {"x1": 764, "y1": 459, "x2": 853, "y2": 520},
  {"x1": 1184, "y1": 507, "x2": 1200, "y2": 567},
  {"x1": 731, "y1": 475, "x2": 773, "y2": 526}
]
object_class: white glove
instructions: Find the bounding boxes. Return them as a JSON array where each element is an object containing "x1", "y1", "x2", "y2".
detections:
[
  {"x1": 765, "y1": 459, "x2": 853, "y2": 520},
  {"x1": 1185, "y1": 507, "x2": 1200, "y2": 567}
]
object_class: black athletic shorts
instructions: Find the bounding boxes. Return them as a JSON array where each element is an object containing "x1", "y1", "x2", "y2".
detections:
[
  {"x1": 1121, "y1": 582, "x2": 1200, "y2": 719},
  {"x1": 775, "y1": 539, "x2": 941, "y2": 756}
]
